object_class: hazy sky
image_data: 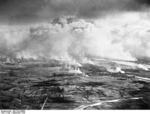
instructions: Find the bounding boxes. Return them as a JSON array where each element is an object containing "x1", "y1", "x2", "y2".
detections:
[{"x1": 0, "y1": 0, "x2": 150, "y2": 24}]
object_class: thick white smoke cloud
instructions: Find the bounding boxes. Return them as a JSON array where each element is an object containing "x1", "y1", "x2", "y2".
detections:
[{"x1": 0, "y1": 11, "x2": 150, "y2": 62}]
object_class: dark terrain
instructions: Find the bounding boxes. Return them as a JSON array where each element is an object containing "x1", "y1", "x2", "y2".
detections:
[{"x1": 0, "y1": 60, "x2": 150, "y2": 110}]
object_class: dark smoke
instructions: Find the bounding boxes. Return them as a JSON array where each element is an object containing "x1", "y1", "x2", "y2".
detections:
[{"x1": 0, "y1": 0, "x2": 150, "y2": 23}]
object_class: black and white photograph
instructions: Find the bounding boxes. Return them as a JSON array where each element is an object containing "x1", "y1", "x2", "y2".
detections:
[{"x1": 0, "y1": 0, "x2": 150, "y2": 110}]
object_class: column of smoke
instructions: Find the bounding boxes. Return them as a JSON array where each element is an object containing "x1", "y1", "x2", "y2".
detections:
[{"x1": 0, "y1": 12, "x2": 150, "y2": 64}]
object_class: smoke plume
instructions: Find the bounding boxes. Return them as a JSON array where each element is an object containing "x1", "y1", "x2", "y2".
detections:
[{"x1": 0, "y1": 12, "x2": 150, "y2": 63}]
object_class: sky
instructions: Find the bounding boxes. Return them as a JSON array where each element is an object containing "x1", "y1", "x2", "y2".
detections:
[
  {"x1": 0, "y1": 0, "x2": 150, "y2": 62},
  {"x1": 0, "y1": 0, "x2": 150, "y2": 23}
]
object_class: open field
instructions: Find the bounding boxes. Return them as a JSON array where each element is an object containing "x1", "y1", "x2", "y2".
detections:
[{"x1": 0, "y1": 60, "x2": 150, "y2": 110}]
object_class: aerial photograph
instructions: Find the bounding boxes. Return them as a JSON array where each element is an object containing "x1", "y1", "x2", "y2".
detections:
[{"x1": 0, "y1": 0, "x2": 150, "y2": 110}]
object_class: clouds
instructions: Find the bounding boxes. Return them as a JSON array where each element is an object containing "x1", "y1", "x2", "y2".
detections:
[
  {"x1": 48, "y1": 0, "x2": 137, "y2": 18},
  {"x1": 0, "y1": 0, "x2": 150, "y2": 23},
  {"x1": 136, "y1": 0, "x2": 150, "y2": 6}
]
